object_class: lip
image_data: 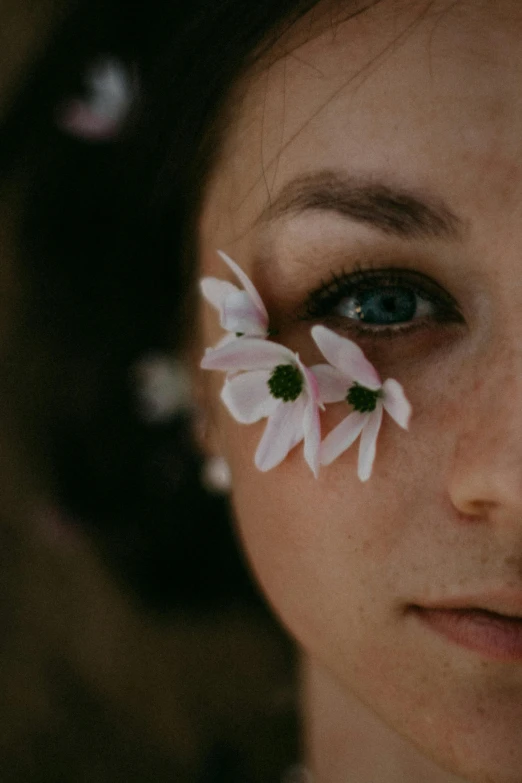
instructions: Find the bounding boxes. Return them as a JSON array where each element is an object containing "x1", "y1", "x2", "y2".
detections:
[
  {"x1": 416, "y1": 590, "x2": 522, "y2": 619},
  {"x1": 412, "y1": 606, "x2": 522, "y2": 662},
  {"x1": 411, "y1": 590, "x2": 522, "y2": 662},
  {"x1": 410, "y1": 592, "x2": 522, "y2": 662}
]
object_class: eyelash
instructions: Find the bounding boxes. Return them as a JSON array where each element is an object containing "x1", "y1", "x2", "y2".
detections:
[{"x1": 302, "y1": 265, "x2": 464, "y2": 337}]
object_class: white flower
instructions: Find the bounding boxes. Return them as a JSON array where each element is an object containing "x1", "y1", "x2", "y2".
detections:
[
  {"x1": 58, "y1": 58, "x2": 135, "y2": 140},
  {"x1": 201, "y1": 338, "x2": 321, "y2": 476},
  {"x1": 311, "y1": 325, "x2": 411, "y2": 481},
  {"x1": 200, "y1": 251, "x2": 269, "y2": 340},
  {"x1": 133, "y1": 354, "x2": 191, "y2": 422}
]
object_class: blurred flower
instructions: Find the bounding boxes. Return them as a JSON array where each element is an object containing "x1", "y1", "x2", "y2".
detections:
[
  {"x1": 201, "y1": 456, "x2": 232, "y2": 494},
  {"x1": 282, "y1": 765, "x2": 314, "y2": 783},
  {"x1": 58, "y1": 57, "x2": 135, "y2": 140},
  {"x1": 134, "y1": 354, "x2": 191, "y2": 422}
]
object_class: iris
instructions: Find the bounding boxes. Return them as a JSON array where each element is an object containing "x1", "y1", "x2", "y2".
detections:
[{"x1": 353, "y1": 287, "x2": 416, "y2": 324}]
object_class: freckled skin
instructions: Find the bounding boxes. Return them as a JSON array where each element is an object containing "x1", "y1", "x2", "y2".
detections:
[{"x1": 198, "y1": 2, "x2": 522, "y2": 781}]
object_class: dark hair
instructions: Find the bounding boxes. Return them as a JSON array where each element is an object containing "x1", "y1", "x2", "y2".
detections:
[{"x1": 1, "y1": 0, "x2": 379, "y2": 610}]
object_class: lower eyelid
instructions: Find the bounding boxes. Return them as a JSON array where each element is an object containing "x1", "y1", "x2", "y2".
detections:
[
  {"x1": 311, "y1": 305, "x2": 463, "y2": 341},
  {"x1": 332, "y1": 319, "x2": 444, "y2": 341}
]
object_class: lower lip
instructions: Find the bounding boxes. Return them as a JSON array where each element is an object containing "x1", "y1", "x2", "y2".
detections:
[{"x1": 413, "y1": 607, "x2": 522, "y2": 662}]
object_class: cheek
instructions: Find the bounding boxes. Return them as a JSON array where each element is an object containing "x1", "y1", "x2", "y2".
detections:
[
  {"x1": 226, "y1": 410, "x2": 522, "y2": 783},
  {"x1": 224, "y1": 402, "x2": 441, "y2": 644},
  {"x1": 207, "y1": 327, "x2": 465, "y2": 660},
  {"x1": 217, "y1": 352, "x2": 465, "y2": 651}
]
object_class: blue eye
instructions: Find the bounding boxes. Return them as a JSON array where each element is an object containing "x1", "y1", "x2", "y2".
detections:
[
  {"x1": 304, "y1": 268, "x2": 462, "y2": 334},
  {"x1": 334, "y1": 285, "x2": 434, "y2": 325}
]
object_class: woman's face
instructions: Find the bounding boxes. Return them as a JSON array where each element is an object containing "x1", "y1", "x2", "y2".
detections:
[{"x1": 198, "y1": 1, "x2": 522, "y2": 779}]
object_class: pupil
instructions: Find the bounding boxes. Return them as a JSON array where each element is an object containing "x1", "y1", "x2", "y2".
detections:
[
  {"x1": 355, "y1": 287, "x2": 416, "y2": 324},
  {"x1": 268, "y1": 364, "x2": 303, "y2": 402}
]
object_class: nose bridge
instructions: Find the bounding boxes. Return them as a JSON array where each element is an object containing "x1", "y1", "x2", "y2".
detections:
[
  {"x1": 450, "y1": 338, "x2": 522, "y2": 520},
  {"x1": 466, "y1": 339, "x2": 522, "y2": 444}
]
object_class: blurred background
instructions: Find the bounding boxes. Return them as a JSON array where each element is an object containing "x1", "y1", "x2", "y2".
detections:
[{"x1": 0, "y1": 2, "x2": 298, "y2": 780}]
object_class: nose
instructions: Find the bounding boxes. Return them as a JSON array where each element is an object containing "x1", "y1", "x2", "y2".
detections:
[{"x1": 448, "y1": 350, "x2": 522, "y2": 525}]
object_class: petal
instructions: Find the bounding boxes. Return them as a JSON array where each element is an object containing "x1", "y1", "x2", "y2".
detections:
[
  {"x1": 214, "y1": 333, "x2": 238, "y2": 348},
  {"x1": 295, "y1": 354, "x2": 323, "y2": 410},
  {"x1": 201, "y1": 338, "x2": 295, "y2": 372},
  {"x1": 320, "y1": 411, "x2": 367, "y2": 466},
  {"x1": 200, "y1": 277, "x2": 239, "y2": 312},
  {"x1": 221, "y1": 371, "x2": 278, "y2": 423},
  {"x1": 358, "y1": 404, "x2": 384, "y2": 482},
  {"x1": 217, "y1": 250, "x2": 268, "y2": 327},
  {"x1": 222, "y1": 290, "x2": 268, "y2": 336},
  {"x1": 59, "y1": 102, "x2": 120, "y2": 139},
  {"x1": 311, "y1": 326, "x2": 381, "y2": 390},
  {"x1": 255, "y1": 398, "x2": 306, "y2": 472},
  {"x1": 310, "y1": 364, "x2": 348, "y2": 404},
  {"x1": 303, "y1": 395, "x2": 321, "y2": 477},
  {"x1": 382, "y1": 378, "x2": 412, "y2": 430}
]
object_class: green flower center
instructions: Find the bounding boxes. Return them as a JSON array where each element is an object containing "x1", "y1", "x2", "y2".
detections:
[
  {"x1": 346, "y1": 382, "x2": 381, "y2": 413},
  {"x1": 268, "y1": 364, "x2": 303, "y2": 402}
]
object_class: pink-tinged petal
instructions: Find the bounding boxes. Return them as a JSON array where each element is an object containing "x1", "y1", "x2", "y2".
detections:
[
  {"x1": 201, "y1": 338, "x2": 295, "y2": 372},
  {"x1": 296, "y1": 355, "x2": 323, "y2": 411},
  {"x1": 310, "y1": 364, "x2": 348, "y2": 404},
  {"x1": 255, "y1": 398, "x2": 306, "y2": 472},
  {"x1": 358, "y1": 403, "x2": 384, "y2": 482},
  {"x1": 217, "y1": 250, "x2": 268, "y2": 328},
  {"x1": 303, "y1": 395, "x2": 321, "y2": 477},
  {"x1": 222, "y1": 290, "x2": 268, "y2": 336},
  {"x1": 214, "y1": 333, "x2": 238, "y2": 349},
  {"x1": 311, "y1": 326, "x2": 381, "y2": 390},
  {"x1": 382, "y1": 378, "x2": 411, "y2": 430},
  {"x1": 221, "y1": 371, "x2": 278, "y2": 423},
  {"x1": 200, "y1": 277, "x2": 238, "y2": 312},
  {"x1": 320, "y1": 411, "x2": 367, "y2": 466},
  {"x1": 58, "y1": 102, "x2": 120, "y2": 139}
]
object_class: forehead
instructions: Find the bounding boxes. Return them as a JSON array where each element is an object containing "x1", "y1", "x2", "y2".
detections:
[{"x1": 200, "y1": 0, "x2": 522, "y2": 251}]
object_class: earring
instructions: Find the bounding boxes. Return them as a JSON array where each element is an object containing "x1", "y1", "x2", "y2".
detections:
[{"x1": 202, "y1": 455, "x2": 231, "y2": 493}]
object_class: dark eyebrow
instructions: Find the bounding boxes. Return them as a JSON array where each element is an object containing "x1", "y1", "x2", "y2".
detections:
[{"x1": 261, "y1": 171, "x2": 464, "y2": 241}]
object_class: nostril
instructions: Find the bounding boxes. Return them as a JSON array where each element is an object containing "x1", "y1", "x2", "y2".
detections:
[{"x1": 452, "y1": 497, "x2": 498, "y2": 524}]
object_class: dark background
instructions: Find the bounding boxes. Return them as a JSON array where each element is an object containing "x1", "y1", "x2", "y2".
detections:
[{"x1": 0, "y1": 2, "x2": 298, "y2": 780}]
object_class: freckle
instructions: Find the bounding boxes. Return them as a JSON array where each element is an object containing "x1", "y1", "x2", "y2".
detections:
[{"x1": 471, "y1": 376, "x2": 484, "y2": 394}]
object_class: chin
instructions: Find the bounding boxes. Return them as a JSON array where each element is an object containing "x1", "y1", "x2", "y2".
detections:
[
  {"x1": 399, "y1": 698, "x2": 522, "y2": 783},
  {"x1": 342, "y1": 635, "x2": 522, "y2": 783}
]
